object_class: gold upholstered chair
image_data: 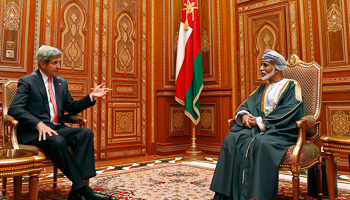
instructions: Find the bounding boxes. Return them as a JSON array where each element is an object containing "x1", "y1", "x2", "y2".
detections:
[
  {"x1": 227, "y1": 55, "x2": 323, "y2": 200},
  {"x1": 1, "y1": 80, "x2": 88, "y2": 195}
]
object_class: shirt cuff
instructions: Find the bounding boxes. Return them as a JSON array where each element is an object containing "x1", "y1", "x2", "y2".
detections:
[
  {"x1": 235, "y1": 110, "x2": 250, "y2": 126},
  {"x1": 256, "y1": 116, "x2": 266, "y2": 131},
  {"x1": 89, "y1": 93, "x2": 96, "y2": 102}
]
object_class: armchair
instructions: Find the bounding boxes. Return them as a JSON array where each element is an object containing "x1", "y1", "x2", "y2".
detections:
[
  {"x1": 227, "y1": 55, "x2": 323, "y2": 200},
  {"x1": 1, "y1": 80, "x2": 88, "y2": 195}
]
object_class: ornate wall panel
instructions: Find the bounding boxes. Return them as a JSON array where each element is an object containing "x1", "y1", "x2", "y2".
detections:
[
  {"x1": 0, "y1": 0, "x2": 29, "y2": 72},
  {"x1": 198, "y1": 104, "x2": 215, "y2": 136},
  {"x1": 106, "y1": 0, "x2": 146, "y2": 159},
  {"x1": 317, "y1": 0, "x2": 350, "y2": 71},
  {"x1": 237, "y1": 0, "x2": 293, "y2": 102},
  {"x1": 60, "y1": 2, "x2": 87, "y2": 71},
  {"x1": 326, "y1": 104, "x2": 350, "y2": 136},
  {"x1": 110, "y1": 103, "x2": 141, "y2": 143},
  {"x1": 170, "y1": 105, "x2": 187, "y2": 136}
]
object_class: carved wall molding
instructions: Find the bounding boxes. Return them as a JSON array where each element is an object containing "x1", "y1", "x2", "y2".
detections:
[
  {"x1": 61, "y1": 2, "x2": 87, "y2": 71},
  {"x1": 327, "y1": 4, "x2": 343, "y2": 32},
  {"x1": 3, "y1": 2, "x2": 20, "y2": 31},
  {"x1": 0, "y1": 0, "x2": 27, "y2": 72},
  {"x1": 326, "y1": 104, "x2": 350, "y2": 136}
]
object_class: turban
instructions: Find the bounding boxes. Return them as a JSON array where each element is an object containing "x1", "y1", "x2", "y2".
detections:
[{"x1": 261, "y1": 49, "x2": 287, "y2": 71}]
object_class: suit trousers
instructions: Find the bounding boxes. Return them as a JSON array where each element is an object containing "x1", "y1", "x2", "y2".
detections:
[{"x1": 27, "y1": 124, "x2": 96, "y2": 191}]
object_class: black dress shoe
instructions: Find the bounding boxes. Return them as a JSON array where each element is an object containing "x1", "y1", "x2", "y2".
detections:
[{"x1": 93, "y1": 192, "x2": 116, "y2": 200}]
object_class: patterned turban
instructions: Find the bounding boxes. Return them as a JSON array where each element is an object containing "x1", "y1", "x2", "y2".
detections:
[{"x1": 261, "y1": 49, "x2": 287, "y2": 71}]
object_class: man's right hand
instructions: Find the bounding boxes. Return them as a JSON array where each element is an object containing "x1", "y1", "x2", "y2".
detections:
[
  {"x1": 36, "y1": 122, "x2": 58, "y2": 141},
  {"x1": 242, "y1": 114, "x2": 257, "y2": 129}
]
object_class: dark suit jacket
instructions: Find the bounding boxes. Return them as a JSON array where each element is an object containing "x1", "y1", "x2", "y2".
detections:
[{"x1": 8, "y1": 70, "x2": 95, "y2": 144}]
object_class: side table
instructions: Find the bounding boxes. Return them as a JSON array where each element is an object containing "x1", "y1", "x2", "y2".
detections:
[
  {"x1": 0, "y1": 149, "x2": 45, "y2": 200},
  {"x1": 320, "y1": 136, "x2": 350, "y2": 200}
]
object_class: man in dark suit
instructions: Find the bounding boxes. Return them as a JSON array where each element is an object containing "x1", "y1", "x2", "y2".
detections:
[{"x1": 8, "y1": 45, "x2": 115, "y2": 200}]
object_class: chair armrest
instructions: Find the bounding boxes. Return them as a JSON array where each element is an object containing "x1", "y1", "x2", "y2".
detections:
[
  {"x1": 301, "y1": 115, "x2": 317, "y2": 127},
  {"x1": 3, "y1": 114, "x2": 18, "y2": 127},
  {"x1": 3, "y1": 114, "x2": 20, "y2": 149},
  {"x1": 63, "y1": 114, "x2": 87, "y2": 128},
  {"x1": 290, "y1": 119, "x2": 309, "y2": 167},
  {"x1": 227, "y1": 118, "x2": 235, "y2": 128}
]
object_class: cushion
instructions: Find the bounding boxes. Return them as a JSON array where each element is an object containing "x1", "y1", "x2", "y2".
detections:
[{"x1": 280, "y1": 142, "x2": 319, "y2": 165}]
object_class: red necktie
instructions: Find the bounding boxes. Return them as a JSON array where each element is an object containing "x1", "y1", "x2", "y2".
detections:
[{"x1": 48, "y1": 77, "x2": 58, "y2": 124}]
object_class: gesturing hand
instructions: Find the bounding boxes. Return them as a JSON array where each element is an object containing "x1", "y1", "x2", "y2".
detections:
[
  {"x1": 36, "y1": 122, "x2": 58, "y2": 141},
  {"x1": 90, "y1": 83, "x2": 110, "y2": 99}
]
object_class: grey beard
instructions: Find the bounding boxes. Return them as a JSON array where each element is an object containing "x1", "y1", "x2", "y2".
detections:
[{"x1": 261, "y1": 67, "x2": 275, "y2": 81}]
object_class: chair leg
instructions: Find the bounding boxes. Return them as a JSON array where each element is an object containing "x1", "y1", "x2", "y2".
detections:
[
  {"x1": 53, "y1": 166, "x2": 58, "y2": 188},
  {"x1": 316, "y1": 160, "x2": 323, "y2": 199},
  {"x1": 325, "y1": 152, "x2": 336, "y2": 200},
  {"x1": 292, "y1": 173, "x2": 300, "y2": 200},
  {"x1": 14, "y1": 176, "x2": 22, "y2": 200},
  {"x1": 2, "y1": 177, "x2": 7, "y2": 196}
]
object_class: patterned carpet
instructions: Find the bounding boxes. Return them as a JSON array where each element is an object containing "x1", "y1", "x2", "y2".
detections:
[{"x1": 1, "y1": 157, "x2": 350, "y2": 199}]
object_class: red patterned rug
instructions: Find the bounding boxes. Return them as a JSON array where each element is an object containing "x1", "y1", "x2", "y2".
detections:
[{"x1": 1, "y1": 162, "x2": 350, "y2": 200}]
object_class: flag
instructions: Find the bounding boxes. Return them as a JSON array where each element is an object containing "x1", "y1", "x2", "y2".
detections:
[{"x1": 175, "y1": 0, "x2": 203, "y2": 125}]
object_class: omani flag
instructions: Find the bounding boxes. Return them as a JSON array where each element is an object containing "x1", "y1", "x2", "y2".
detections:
[{"x1": 175, "y1": 0, "x2": 203, "y2": 125}]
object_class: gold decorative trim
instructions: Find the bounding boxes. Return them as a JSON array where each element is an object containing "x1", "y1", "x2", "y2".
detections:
[
  {"x1": 22, "y1": 0, "x2": 29, "y2": 72},
  {"x1": 142, "y1": 0, "x2": 147, "y2": 147},
  {"x1": 277, "y1": 80, "x2": 291, "y2": 102},
  {"x1": 45, "y1": 0, "x2": 52, "y2": 45},
  {"x1": 323, "y1": 85, "x2": 350, "y2": 91},
  {"x1": 348, "y1": 0, "x2": 350, "y2": 56},
  {"x1": 326, "y1": 4, "x2": 343, "y2": 32},
  {"x1": 239, "y1": 13, "x2": 245, "y2": 102},
  {"x1": 216, "y1": 0, "x2": 222, "y2": 88},
  {"x1": 230, "y1": 0, "x2": 236, "y2": 112},
  {"x1": 33, "y1": 0, "x2": 42, "y2": 70},
  {"x1": 308, "y1": 0, "x2": 314, "y2": 60},
  {"x1": 292, "y1": 80, "x2": 302, "y2": 102},
  {"x1": 290, "y1": 0, "x2": 298, "y2": 54},
  {"x1": 3, "y1": 2, "x2": 20, "y2": 30},
  {"x1": 299, "y1": 0, "x2": 306, "y2": 60},
  {"x1": 151, "y1": 0, "x2": 155, "y2": 143},
  {"x1": 341, "y1": 0, "x2": 348, "y2": 64},
  {"x1": 93, "y1": 0, "x2": 100, "y2": 153},
  {"x1": 101, "y1": 0, "x2": 108, "y2": 151},
  {"x1": 162, "y1": 0, "x2": 167, "y2": 88},
  {"x1": 108, "y1": 108, "x2": 112, "y2": 138},
  {"x1": 242, "y1": 0, "x2": 285, "y2": 11},
  {"x1": 107, "y1": 149, "x2": 142, "y2": 158},
  {"x1": 317, "y1": 0, "x2": 324, "y2": 67}
]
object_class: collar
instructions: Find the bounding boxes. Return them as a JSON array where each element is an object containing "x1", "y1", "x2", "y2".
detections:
[{"x1": 39, "y1": 69, "x2": 49, "y2": 83}]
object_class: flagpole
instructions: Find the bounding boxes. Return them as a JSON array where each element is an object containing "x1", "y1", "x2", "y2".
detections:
[{"x1": 182, "y1": 123, "x2": 205, "y2": 160}]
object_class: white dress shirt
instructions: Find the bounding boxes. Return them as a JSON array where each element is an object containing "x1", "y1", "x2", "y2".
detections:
[{"x1": 39, "y1": 69, "x2": 57, "y2": 123}]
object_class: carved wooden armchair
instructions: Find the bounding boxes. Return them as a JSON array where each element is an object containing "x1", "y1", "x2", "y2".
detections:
[
  {"x1": 227, "y1": 55, "x2": 323, "y2": 200},
  {"x1": 1, "y1": 80, "x2": 88, "y2": 195}
]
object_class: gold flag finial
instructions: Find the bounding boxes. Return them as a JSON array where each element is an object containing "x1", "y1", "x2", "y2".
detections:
[{"x1": 183, "y1": 0, "x2": 198, "y2": 31}]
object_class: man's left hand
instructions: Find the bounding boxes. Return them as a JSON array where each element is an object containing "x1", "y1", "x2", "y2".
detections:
[
  {"x1": 90, "y1": 83, "x2": 110, "y2": 99},
  {"x1": 248, "y1": 115, "x2": 258, "y2": 128}
]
